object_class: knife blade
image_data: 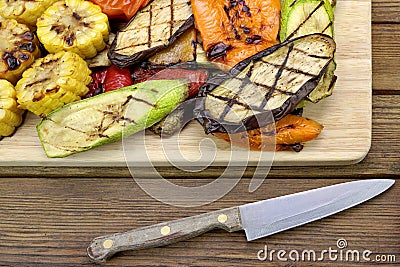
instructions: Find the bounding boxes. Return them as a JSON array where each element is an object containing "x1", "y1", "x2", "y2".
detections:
[{"x1": 86, "y1": 179, "x2": 394, "y2": 263}]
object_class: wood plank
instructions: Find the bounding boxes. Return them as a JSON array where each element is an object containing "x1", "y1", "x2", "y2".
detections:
[
  {"x1": 372, "y1": 24, "x2": 400, "y2": 92},
  {"x1": 372, "y1": 0, "x2": 400, "y2": 23},
  {"x1": 1, "y1": 95, "x2": 398, "y2": 178},
  {"x1": 0, "y1": 178, "x2": 397, "y2": 266},
  {"x1": 0, "y1": 0, "x2": 372, "y2": 167}
]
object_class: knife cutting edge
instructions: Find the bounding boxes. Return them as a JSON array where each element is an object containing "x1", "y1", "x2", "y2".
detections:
[{"x1": 86, "y1": 179, "x2": 394, "y2": 263}]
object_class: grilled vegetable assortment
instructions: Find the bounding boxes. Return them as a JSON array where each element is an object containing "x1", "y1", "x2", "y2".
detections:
[{"x1": 0, "y1": 0, "x2": 338, "y2": 156}]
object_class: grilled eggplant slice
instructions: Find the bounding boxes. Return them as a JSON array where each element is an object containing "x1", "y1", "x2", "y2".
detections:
[
  {"x1": 108, "y1": 0, "x2": 194, "y2": 68},
  {"x1": 148, "y1": 27, "x2": 197, "y2": 65},
  {"x1": 194, "y1": 33, "x2": 336, "y2": 134},
  {"x1": 37, "y1": 80, "x2": 188, "y2": 157}
]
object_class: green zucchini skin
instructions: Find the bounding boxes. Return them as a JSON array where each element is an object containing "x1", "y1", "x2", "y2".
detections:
[
  {"x1": 280, "y1": 0, "x2": 337, "y2": 104},
  {"x1": 280, "y1": 0, "x2": 334, "y2": 42},
  {"x1": 37, "y1": 80, "x2": 188, "y2": 158}
]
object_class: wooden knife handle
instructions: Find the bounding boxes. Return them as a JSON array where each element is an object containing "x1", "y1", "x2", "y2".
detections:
[{"x1": 87, "y1": 207, "x2": 242, "y2": 263}]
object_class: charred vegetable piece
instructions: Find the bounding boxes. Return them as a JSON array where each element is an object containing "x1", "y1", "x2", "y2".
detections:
[
  {"x1": 103, "y1": 65, "x2": 133, "y2": 92},
  {"x1": 0, "y1": 0, "x2": 58, "y2": 27},
  {"x1": 150, "y1": 100, "x2": 195, "y2": 137},
  {"x1": 194, "y1": 33, "x2": 336, "y2": 134},
  {"x1": 86, "y1": 64, "x2": 133, "y2": 97},
  {"x1": 132, "y1": 65, "x2": 166, "y2": 84},
  {"x1": 37, "y1": 80, "x2": 188, "y2": 158},
  {"x1": 132, "y1": 66, "x2": 208, "y2": 98},
  {"x1": 307, "y1": 60, "x2": 336, "y2": 103},
  {"x1": 0, "y1": 19, "x2": 41, "y2": 84},
  {"x1": 108, "y1": 0, "x2": 194, "y2": 68},
  {"x1": 86, "y1": 67, "x2": 108, "y2": 98},
  {"x1": 89, "y1": 0, "x2": 151, "y2": 20},
  {"x1": 281, "y1": 0, "x2": 334, "y2": 41},
  {"x1": 191, "y1": 0, "x2": 280, "y2": 67},
  {"x1": 85, "y1": 33, "x2": 115, "y2": 68},
  {"x1": 36, "y1": 0, "x2": 110, "y2": 59},
  {"x1": 148, "y1": 27, "x2": 197, "y2": 65},
  {"x1": 213, "y1": 114, "x2": 323, "y2": 151},
  {"x1": 0, "y1": 79, "x2": 24, "y2": 137},
  {"x1": 16, "y1": 51, "x2": 92, "y2": 117},
  {"x1": 147, "y1": 68, "x2": 208, "y2": 98},
  {"x1": 280, "y1": 0, "x2": 336, "y2": 103}
]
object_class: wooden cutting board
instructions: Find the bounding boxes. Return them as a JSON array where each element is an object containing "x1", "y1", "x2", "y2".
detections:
[{"x1": 0, "y1": 0, "x2": 371, "y2": 167}]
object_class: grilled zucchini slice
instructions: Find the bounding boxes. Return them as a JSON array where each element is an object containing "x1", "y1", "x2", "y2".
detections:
[
  {"x1": 37, "y1": 80, "x2": 188, "y2": 157},
  {"x1": 194, "y1": 34, "x2": 336, "y2": 134},
  {"x1": 281, "y1": 0, "x2": 334, "y2": 41},
  {"x1": 280, "y1": 0, "x2": 336, "y2": 104}
]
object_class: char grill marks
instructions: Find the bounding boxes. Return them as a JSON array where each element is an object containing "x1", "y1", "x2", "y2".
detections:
[
  {"x1": 285, "y1": 0, "x2": 325, "y2": 40},
  {"x1": 109, "y1": 0, "x2": 193, "y2": 67},
  {"x1": 196, "y1": 34, "x2": 336, "y2": 133}
]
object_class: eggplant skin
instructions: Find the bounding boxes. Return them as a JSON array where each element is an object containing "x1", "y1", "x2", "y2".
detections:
[
  {"x1": 194, "y1": 33, "x2": 336, "y2": 134},
  {"x1": 108, "y1": 2, "x2": 195, "y2": 68}
]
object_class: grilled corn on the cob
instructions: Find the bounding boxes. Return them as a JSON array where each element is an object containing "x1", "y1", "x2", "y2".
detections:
[
  {"x1": 0, "y1": 0, "x2": 57, "y2": 27},
  {"x1": 16, "y1": 51, "x2": 92, "y2": 117},
  {"x1": 37, "y1": 0, "x2": 110, "y2": 59},
  {"x1": 0, "y1": 19, "x2": 41, "y2": 84},
  {"x1": 0, "y1": 79, "x2": 23, "y2": 137}
]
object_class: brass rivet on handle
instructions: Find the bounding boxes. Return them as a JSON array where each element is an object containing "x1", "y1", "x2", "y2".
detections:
[
  {"x1": 161, "y1": 226, "x2": 171, "y2": 235},
  {"x1": 218, "y1": 214, "x2": 228, "y2": 223},
  {"x1": 103, "y1": 239, "x2": 114, "y2": 249}
]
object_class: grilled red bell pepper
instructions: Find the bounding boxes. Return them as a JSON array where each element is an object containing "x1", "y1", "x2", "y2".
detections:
[{"x1": 103, "y1": 65, "x2": 133, "y2": 92}]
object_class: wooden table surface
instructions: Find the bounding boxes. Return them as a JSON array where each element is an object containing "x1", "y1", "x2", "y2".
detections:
[{"x1": 1, "y1": 0, "x2": 399, "y2": 266}]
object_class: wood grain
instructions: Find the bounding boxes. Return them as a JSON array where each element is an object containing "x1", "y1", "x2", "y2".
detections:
[
  {"x1": 372, "y1": 24, "x2": 400, "y2": 92},
  {"x1": 372, "y1": 0, "x2": 400, "y2": 23},
  {"x1": 0, "y1": 178, "x2": 397, "y2": 266}
]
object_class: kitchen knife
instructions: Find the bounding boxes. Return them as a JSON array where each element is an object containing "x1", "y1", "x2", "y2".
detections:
[{"x1": 87, "y1": 179, "x2": 394, "y2": 263}]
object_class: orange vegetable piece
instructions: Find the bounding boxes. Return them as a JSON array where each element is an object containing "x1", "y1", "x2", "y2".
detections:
[
  {"x1": 191, "y1": 0, "x2": 280, "y2": 67},
  {"x1": 90, "y1": 0, "x2": 151, "y2": 20},
  {"x1": 213, "y1": 115, "x2": 323, "y2": 151}
]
